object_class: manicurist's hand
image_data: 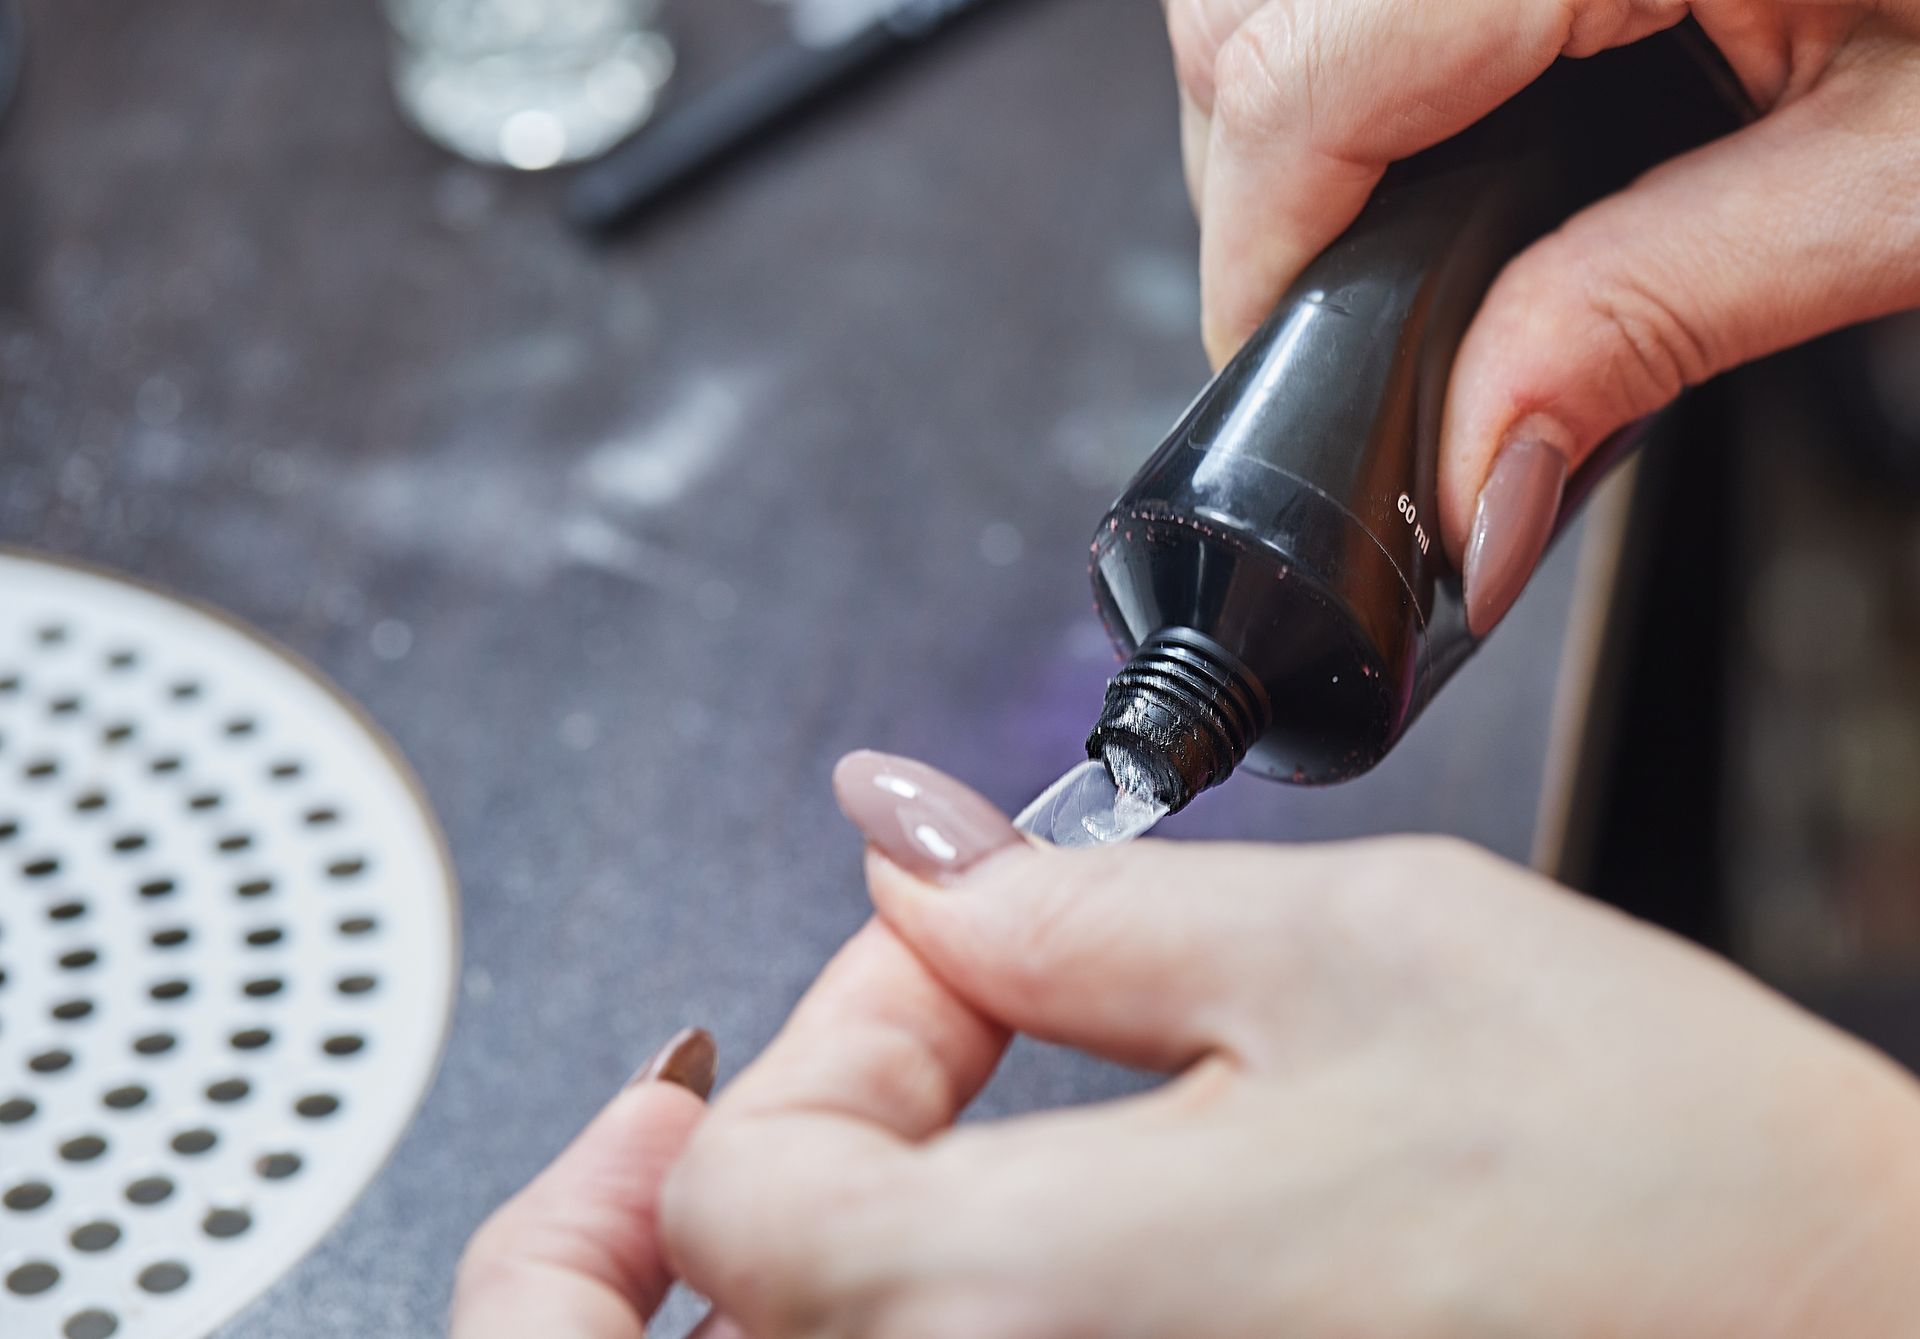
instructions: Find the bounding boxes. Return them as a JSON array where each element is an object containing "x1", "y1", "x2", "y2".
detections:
[
  {"x1": 1164, "y1": 0, "x2": 1920, "y2": 631},
  {"x1": 656, "y1": 752, "x2": 1920, "y2": 1338}
]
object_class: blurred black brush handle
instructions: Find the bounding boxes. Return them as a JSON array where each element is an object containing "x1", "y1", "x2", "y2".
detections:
[
  {"x1": 880, "y1": 0, "x2": 997, "y2": 37},
  {"x1": 0, "y1": 0, "x2": 21, "y2": 130},
  {"x1": 566, "y1": 0, "x2": 1012, "y2": 233}
]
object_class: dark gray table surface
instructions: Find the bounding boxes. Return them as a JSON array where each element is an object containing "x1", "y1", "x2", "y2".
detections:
[{"x1": 0, "y1": 2, "x2": 1592, "y2": 1332}]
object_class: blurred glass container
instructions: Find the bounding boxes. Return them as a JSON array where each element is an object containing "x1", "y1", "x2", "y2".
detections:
[{"x1": 384, "y1": 0, "x2": 675, "y2": 170}]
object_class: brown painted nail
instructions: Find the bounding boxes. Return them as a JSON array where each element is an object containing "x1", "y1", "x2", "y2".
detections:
[
  {"x1": 628, "y1": 1026, "x2": 717, "y2": 1099},
  {"x1": 1464, "y1": 425, "x2": 1569, "y2": 638},
  {"x1": 832, "y1": 751, "x2": 1021, "y2": 884}
]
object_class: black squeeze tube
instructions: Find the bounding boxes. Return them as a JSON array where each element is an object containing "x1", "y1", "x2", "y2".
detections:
[
  {"x1": 566, "y1": 0, "x2": 1009, "y2": 233},
  {"x1": 1085, "y1": 25, "x2": 1752, "y2": 815}
]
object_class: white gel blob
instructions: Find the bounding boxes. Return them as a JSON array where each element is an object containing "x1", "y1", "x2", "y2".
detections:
[{"x1": 1015, "y1": 759, "x2": 1170, "y2": 849}]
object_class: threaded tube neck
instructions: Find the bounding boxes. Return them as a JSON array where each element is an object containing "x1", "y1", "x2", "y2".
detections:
[{"x1": 1087, "y1": 628, "x2": 1271, "y2": 815}]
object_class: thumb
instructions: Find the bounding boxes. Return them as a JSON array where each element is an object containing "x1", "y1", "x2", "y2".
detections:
[
  {"x1": 1441, "y1": 37, "x2": 1920, "y2": 635},
  {"x1": 451, "y1": 1029, "x2": 717, "y2": 1339}
]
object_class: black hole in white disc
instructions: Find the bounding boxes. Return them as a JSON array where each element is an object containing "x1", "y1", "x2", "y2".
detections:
[
  {"x1": 242, "y1": 977, "x2": 282, "y2": 998},
  {"x1": 6, "y1": 1260, "x2": 59, "y2": 1295},
  {"x1": 217, "y1": 832, "x2": 253, "y2": 853},
  {"x1": 305, "y1": 806, "x2": 338, "y2": 826},
  {"x1": 169, "y1": 681, "x2": 199, "y2": 701},
  {"x1": 327, "y1": 857, "x2": 366, "y2": 879},
  {"x1": 236, "y1": 877, "x2": 272, "y2": 898},
  {"x1": 103, "y1": 1085, "x2": 147, "y2": 1111},
  {"x1": 60, "y1": 1134, "x2": 106, "y2": 1162},
  {"x1": 149, "y1": 978, "x2": 189, "y2": 1000},
  {"x1": 149, "y1": 755, "x2": 181, "y2": 774},
  {"x1": 137, "y1": 1261, "x2": 189, "y2": 1294},
  {"x1": 24, "y1": 757, "x2": 57, "y2": 780},
  {"x1": 206, "y1": 1078, "x2": 249, "y2": 1103},
  {"x1": 295, "y1": 1093, "x2": 339, "y2": 1119},
  {"x1": 132, "y1": 1032, "x2": 174, "y2": 1056},
  {"x1": 101, "y1": 722, "x2": 134, "y2": 745},
  {"x1": 269, "y1": 760, "x2": 301, "y2": 780},
  {"x1": 4, "y1": 1180, "x2": 52, "y2": 1210},
  {"x1": 51, "y1": 998, "x2": 93, "y2": 1021},
  {"x1": 323, "y1": 1034, "x2": 365, "y2": 1057},
  {"x1": 70, "y1": 1220, "x2": 119, "y2": 1252},
  {"x1": 231, "y1": 1028, "x2": 272, "y2": 1051},
  {"x1": 339, "y1": 915, "x2": 376, "y2": 936},
  {"x1": 170, "y1": 1128, "x2": 215, "y2": 1155},
  {"x1": 256, "y1": 1152, "x2": 301, "y2": 1180},
  {"x1": 225, "y1": 717, "x2": 256, "y2": 737},
  {"x1": 37, "y1": 624, "x2": 66, "y2": 644},
  {"x1": 0, "y1": 817, "x2": 16, "y2": 839},
  {"x1": 73, "y1": 790, "x2": 106, "y2": 812},
  {"x1": 139, "y1": 878, "x2": 175, "y2": 898},
  {"x1": 0, "y1": 674, "x2": 18, "y2": 693},
  {"x1": 48, "y1": 901, "x2": 87, "y2": 922},
  {"x1": 109, "y1": 832, "x2": 147, "y2": 854},
  {"x1": 29, "y1": 1048, "x2": 73, "y2": 1073},
  {"x1": 337, "y1": 973, "x2": 376, "y2": 996},
  {"x1": 107, "y1": 648, "x2": 138, "y2": 670},
  {"x1": 125, "y1": 1176, "x2": 172, "y2": 1205},
  {"x1": 49, "y1": 695, "x2": 81, "y2": 715},
  {"x1": 188, "y1": 790, "x2": 221, "y2": 811},
  {"x1": 66, "y1": 1309, "x2": 119, "y2": 1339},
  {"x1": 0, "y1": 1096, "x2": 35, "y2": 1122},
  {"x1": 245, "y1": 926, "x2": 283, "y2": 947},
  {"x1": 23, "y1": 855, "x2": 59, "y2": 877},
  {"x1": 59, "y1": 948, "x2": 98, "y2": 969},
  {"x1": 203, "y1": 1207, "x2": 251, "y2": 1239},
  {"x1": 149, "y1": 928, "x2": 189, "y2": 949}
]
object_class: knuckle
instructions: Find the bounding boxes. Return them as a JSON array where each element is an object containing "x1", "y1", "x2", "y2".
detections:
[
  {"x1": 1211, "y1": 8, "x2": 1307, "y2": 139},
  {"x1": 1370, "y1": 832, "x2": 1489, "y2": 880},
  {"x1": 838, "y1": 1018, "x2": 968, "y2": 1130},
  {"x1": 453, "y1": 1207, "x2": 517, "y2": 1283},
  {"x1": 1584, "y1": 270, "x2": 1717, "y2": 410},
  {"x1": 1322, "y1": 834, "x2": 1492, "y2": 952},
  {"x1": 1164, "y1": 0, "x2": 1226, "y2": 108}
]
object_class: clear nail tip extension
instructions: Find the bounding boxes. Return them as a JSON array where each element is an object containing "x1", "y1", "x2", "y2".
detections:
[{"x1": 1015, "y1": 758, "x2": 1170, "y2": 849}]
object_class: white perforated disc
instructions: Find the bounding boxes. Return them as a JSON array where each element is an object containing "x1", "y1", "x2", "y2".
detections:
[{"x1": 0, "y1": 552, "x2": 458, "y2": 1339}]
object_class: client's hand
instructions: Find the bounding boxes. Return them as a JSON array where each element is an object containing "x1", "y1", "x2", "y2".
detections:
[
  {"x1": 659, "y1": 753, "x2": 1920, "y2": 1338},
  {"x1": 452, "y1": 751, "x2": 1920, "y2": 1337}
]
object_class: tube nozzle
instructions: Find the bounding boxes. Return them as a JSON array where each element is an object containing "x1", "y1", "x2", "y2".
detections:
[{"x1": 1087, "y1": 628, "x2": 1271, "y2": 816}]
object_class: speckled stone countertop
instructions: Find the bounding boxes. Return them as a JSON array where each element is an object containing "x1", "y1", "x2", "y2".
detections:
[{"x1": 0, "y1": 2, "x2": 1595, "y2": 1333}]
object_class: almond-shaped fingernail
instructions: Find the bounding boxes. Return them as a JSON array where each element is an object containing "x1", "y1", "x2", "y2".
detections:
[
  {"x1": 832, "y1": 751, "x2": 1021, "y2": 884},
  {"x1": 1464, "y1": 423, "x2": 1569, "y2": 637},
  {"x1": 627, "y1": 1026, "x2": 717, "y2": 1099}
]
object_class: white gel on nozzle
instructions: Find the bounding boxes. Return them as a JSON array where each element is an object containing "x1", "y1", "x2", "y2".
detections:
[{"x1": 1015, "y1": 758, "x2": 1169, "y2": 849}]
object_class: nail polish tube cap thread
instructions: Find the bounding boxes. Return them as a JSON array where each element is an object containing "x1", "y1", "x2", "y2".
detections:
[{"x1": 1087, "y1": 628, "x2": 1271, "y2": 817}]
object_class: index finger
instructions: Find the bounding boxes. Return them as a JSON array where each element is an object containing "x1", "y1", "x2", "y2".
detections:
[
  {"x1": 714, "y1": 918, "x2": 1008, "y2": 1136},
  {"x1": 662, "y1": 918, "x2": 1009, "y2": 1329}
]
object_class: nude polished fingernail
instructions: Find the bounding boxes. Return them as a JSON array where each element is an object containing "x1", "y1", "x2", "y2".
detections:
[
  {"x1": 628, "y1": 1026, "x2": 718, "y2": 1099},
  {"x1": 1463, "y1": 422, "x2": 1569, "y2": 638},
  {"x1": 832, "y1": 751, "x2": 1022, "y2": 883}
]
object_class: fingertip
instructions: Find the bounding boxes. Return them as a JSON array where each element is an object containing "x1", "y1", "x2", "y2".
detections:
[{"x1": 832, "y1": 750, "x2": 1022, "y2": 884}]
